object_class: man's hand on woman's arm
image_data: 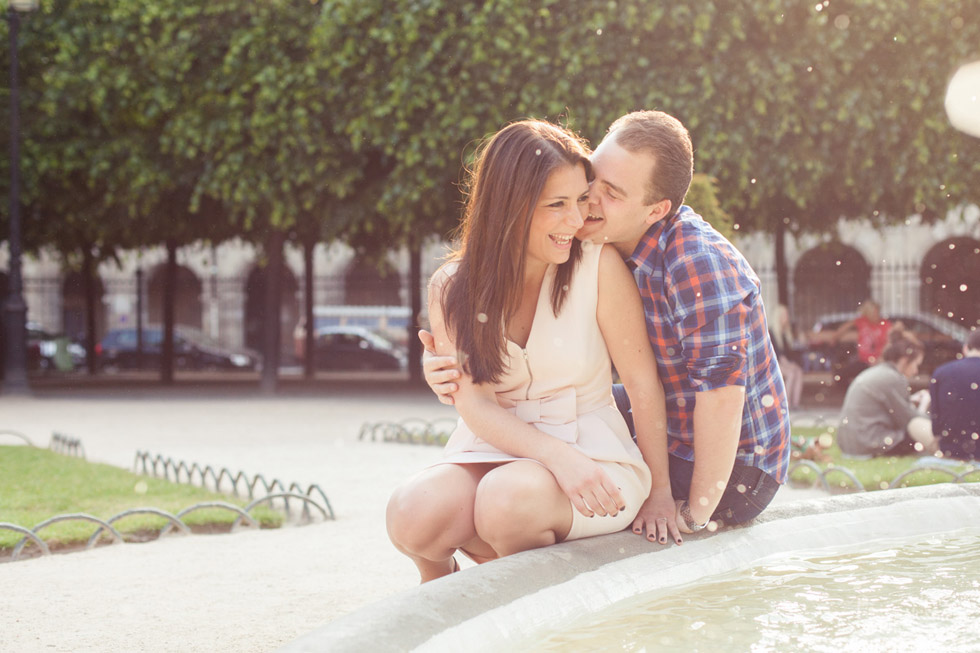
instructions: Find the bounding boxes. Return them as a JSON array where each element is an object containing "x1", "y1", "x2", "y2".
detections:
[{"x1": 418, "y1": 329, "x2": 461, "y2": 406}]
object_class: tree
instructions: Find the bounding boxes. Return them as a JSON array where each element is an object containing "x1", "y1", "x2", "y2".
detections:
[
  {"x1": 317, "y1": 0, "x2": 642, "y2": 381},
  {"x1": 319, "y1": 0, "x2": 980, "y2": 314},
  {"x1": 169, "y1": 0, "x2": 358, "y2": 392},
  {"x1": 674, "y1": 1, "x2": 980, "y2": 302},
  {"x1": 20, "y1": 1, "x2": 243, "y2": 380}
]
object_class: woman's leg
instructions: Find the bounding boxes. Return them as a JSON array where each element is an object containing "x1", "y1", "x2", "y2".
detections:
[
  {"x1": 780, "y1": 358, "x2": 804, "y2": 408},
  {"x1": 473, "y1": 460, "x2": 573, "y2": 557},
  {"x1": 386, "y1": 463, "x2": 497, "y2": 582}
]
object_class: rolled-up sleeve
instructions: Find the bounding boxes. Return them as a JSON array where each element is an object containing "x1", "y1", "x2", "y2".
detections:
[{"x1": 667, "y1": 251, "x2": 753, "y2": 392}]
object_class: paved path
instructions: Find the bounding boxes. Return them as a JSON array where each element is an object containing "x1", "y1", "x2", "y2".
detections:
[{"x1": 0, "y1": 378, "x2": 837, "y2": 652}]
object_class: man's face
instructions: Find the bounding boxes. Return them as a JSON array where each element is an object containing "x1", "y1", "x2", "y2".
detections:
[
  {"x1": 578, "y1": 135, "x2": 662, "y2": 258},
  {"x1": 898, "y1": 353, "x2": 924, "y2": 379}
]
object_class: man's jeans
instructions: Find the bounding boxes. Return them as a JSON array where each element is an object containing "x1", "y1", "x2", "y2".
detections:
[{"x1": 612, "y1": 384, "x2": 780, "y2": 525}]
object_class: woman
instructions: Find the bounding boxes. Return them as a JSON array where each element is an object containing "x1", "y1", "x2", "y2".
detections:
[
  {"x1": 386, "y1": 120, "x2": 674, "y2": 582},
  {"x1": 836, "y1": 326, "x2": 935, "y2": 457},
  {"x1": 831, "y1": 300, "x2": 893, "y2": 386},
  {"x1": 770, "y1": 304, "x2": 804, "y2": 409}
]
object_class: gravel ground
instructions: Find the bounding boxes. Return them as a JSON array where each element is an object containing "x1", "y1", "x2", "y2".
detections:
[{"x1": 0, "y1": 379, "x2": 834, "y2": 652}]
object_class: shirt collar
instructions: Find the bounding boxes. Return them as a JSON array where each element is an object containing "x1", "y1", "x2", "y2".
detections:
[{"x1": 627, "y1": 205, "x2": 693, "y2": 274}]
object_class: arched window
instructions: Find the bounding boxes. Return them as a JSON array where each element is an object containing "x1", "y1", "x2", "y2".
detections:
[
  {"x1": 793, "y1": 243, "x2": 870, "y2": 329},
  {"x1": 147, "y1": 264, "x2": 203, "y2": 329},
  {"x1": 920, "y1": 237, "x2": 980, "y2": 329}
]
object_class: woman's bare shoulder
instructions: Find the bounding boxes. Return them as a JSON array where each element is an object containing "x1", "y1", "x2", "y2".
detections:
[{"x1": 429, "y1": 261, "x2": 460, "y2": 293}]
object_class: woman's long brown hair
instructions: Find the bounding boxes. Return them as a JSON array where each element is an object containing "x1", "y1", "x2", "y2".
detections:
[{"x1": 442, "y1": 120, "x2": 592, "y2": 385}]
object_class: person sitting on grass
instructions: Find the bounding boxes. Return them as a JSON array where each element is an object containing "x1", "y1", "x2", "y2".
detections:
[
  {"x1": 836, "y1": 326, "x2": 936, "y2": 458},
  {"x1": 929, "y1": 328, "x2": 980, "y2": 460}
]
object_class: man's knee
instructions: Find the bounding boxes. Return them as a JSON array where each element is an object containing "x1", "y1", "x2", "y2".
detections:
[
  {"x1": 907, "y1": 416, "x2": 936, "y2": 453},
  {"x1": 713, "y1": 466, "x2": 780, "y2": 525}
]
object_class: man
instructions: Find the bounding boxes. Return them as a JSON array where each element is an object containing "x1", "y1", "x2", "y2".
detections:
[
  {"x1": 423, "y1": 111, "x2": 790, "y2": 540},
  {"x1": 930, "y1": 329, "x2": 980, "y2": 460},
  {"x1": 836, "y1": 328, "x2": 935, "y2": 457}
]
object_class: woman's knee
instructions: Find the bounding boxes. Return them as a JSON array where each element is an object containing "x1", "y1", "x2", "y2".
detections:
[
  {"x1": 386, "y1": 481, "x2": 432, "y2": 551},
  {"x1": 473, "y1": 463, "x2": 567, "y2": 544},
  {"x1": 386, "y1": 468, "x2": 475, "y2": 551}
]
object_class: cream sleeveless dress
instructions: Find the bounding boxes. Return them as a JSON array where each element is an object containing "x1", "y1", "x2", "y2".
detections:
[{"x1": 435, "y1": 241, "x2": 653, "y2": 541}]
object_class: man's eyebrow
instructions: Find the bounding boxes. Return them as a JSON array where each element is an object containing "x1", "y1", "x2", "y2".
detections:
[{"x1": 599, "y1": 179, "x2": 628, "y2": 196}]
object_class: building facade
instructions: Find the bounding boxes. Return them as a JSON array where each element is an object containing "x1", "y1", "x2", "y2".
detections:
[{"x1": 3, "y1": 205, "x2": 978, "y2": 358}]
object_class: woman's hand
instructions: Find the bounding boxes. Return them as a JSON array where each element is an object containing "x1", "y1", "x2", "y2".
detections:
[
  {"x1": 545, "y1": 445, "x2": 626, "y2": 518},
  {"x1": 631, "y1": 486, "x2": 682, "y2": 545},
  {"x1": 419, "y1": 329, "x2": 460, "y2": 406}
]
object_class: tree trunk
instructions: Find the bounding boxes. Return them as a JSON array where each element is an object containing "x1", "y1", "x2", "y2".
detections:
[
  {"x1": 408, "y1": 237, "x2": 423, "y2": 384},
  {"x1": 775, "y1": 218, "x2": 789, "y2": 308},
  {"x1": 260, "y1": 230, "x2": 285, "y2": 394},
  {"x1": 81, "y1": 244, "x2": 97, "y2": 375},
  {"x1": 161, "y1": 239, "x2": 177, "y2": 385},
  {"x1": 302, "y1": 235, "x2": 315, "y2": 380},
  {"x1": 135, "y1": 267, "x2": 144, "y2": 371}
]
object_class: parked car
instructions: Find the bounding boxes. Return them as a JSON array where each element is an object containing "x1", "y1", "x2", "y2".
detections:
[
  {"x1": 27, "y1": 322, "x2": 85, "y2": 372},
  {"x1": 806, "y1": 311, "x2": 969, "y2": 384},
  {"x1": 308, "y1": 326, "x2": 406, "y2": 371},
  {"x1": 97, "y1": 326, "x2": 258, "y2": 371},
  {"x1": 292, "y1": 306, "x2": 411, "y2": 361}
]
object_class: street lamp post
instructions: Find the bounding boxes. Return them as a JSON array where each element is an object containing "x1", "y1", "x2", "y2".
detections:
[{"x1": 2, "y1": 0, "x2": 38, "y2": 394}]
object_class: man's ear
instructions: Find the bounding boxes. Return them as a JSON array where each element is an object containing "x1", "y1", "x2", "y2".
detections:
[{"x1": 644, "y1": 198, "x2": 672, "y2": 226}]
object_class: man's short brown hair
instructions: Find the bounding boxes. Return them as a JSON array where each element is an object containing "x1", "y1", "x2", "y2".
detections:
[{"x1": 607, "y1": 111, "x2": 693, "y2": 219}]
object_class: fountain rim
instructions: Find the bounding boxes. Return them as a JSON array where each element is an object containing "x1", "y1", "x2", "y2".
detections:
[{"x1": 278, "y1": 483, "x2": 980, "y2": 653}]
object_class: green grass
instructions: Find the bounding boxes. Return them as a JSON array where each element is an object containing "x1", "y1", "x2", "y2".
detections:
[
  {"x1": 423, "y1": 423, "x2": 979, "y2": 492},
  {"x1": 0, "y1": 446, "x2": 283, "y2": 552},
  {"x1": 788, "y1": 426, "x2": 980, "y2": 492}
]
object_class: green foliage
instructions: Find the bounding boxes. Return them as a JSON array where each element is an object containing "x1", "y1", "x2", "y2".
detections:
[
  {"x1": 687, "y1": 174, "x2": 734, "y2": 240},
  {"x1": 2, "y1": 0, "x2": 978, "y2": 262},
  {"x1": 0, "y1": 445, "x2": 281, "y2": 551},
  {"x1": 685, "y1": 0, "x2": 980, "y2": 232},
  {"x1": 318, "y1": 0, "x2": 979, "y2": 246}
]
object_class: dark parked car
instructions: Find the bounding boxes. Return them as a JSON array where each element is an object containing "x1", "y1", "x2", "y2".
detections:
[
  {"x1": 806, "y1": 311, "x2": 969, "y2": 384},
  {"x1": 310, "y1": 326, "x2": 406, "y2": 371},
  {"x1": 97, "y1": 326, "x2": 258, "y2": 371}
]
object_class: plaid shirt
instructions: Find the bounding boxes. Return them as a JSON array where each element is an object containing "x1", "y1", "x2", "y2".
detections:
[{"x1": 629, "y1": 206, "x2": 791, "y2": 483}]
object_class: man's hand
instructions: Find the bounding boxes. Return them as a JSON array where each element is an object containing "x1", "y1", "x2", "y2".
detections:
[
  {"x1": 418, "y1": 329, "x2": 461, "y2": 406},
  {"x1": 911, "y1": 388, "x2": 930, "y2": 413},
  {"x1": 631, "y1": 486, "x2": 682, "y2": 545}
]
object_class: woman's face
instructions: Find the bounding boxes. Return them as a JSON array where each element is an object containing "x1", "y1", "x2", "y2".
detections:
[{"x1": 526, "y1": 163, "x2": 590, "y2": 270}]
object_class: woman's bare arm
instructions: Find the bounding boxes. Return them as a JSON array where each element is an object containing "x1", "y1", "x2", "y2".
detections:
[{"x1": 595, "y1": 246, "x2": 680, "y2": 544}]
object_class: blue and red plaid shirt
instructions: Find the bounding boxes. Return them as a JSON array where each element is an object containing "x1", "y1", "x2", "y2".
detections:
[{"x1": 629, "y1": 205, "x2": 791, "y2": 483}]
